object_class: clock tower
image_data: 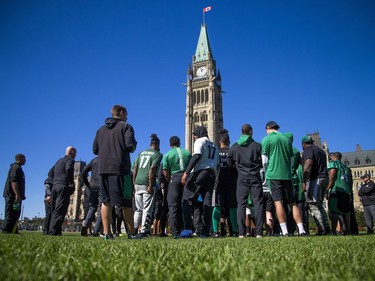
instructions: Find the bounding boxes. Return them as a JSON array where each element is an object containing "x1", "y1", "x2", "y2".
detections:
[{"x1": 185, "y1": 23, "x2": 223, "y2": 152}]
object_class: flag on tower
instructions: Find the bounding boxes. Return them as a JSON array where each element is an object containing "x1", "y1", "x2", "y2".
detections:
[{"x1": 203, "y1": 6, "x2": 212, "y2": 13}]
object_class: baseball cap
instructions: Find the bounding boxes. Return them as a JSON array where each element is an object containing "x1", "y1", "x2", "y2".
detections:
[
  {"x1": 193, "y1": 126, "x2": 208, "y2": 138},
  {"x1": 265, "y1": 121, "x2": 280, "y2": 130},
  {"x1": 361, "y1": 173, "x2": 371, "y2": 179},
  {"x1": 301, "y1": 136, "x2": 315, "y2": 144}
]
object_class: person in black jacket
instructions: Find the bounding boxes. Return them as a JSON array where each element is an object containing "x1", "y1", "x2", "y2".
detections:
[
  {"x1": 93, "y1": 105, "x2": 137, "y2": 240},
  {"x1": 43, "y1": 178, "x2": 53, "y2": 235},
  {"x1": 227, "y1": 124, "x2": 264, "y2": 238},
  {"x1": 80, "y1": 157, "x2": 100, "y2": 236},
  {"x1": 48, "y1": 146, "x2": 76, "y2": 235},
  {"x1": 2, "y1": 153, "x2": 26, "y2": 234},
  {"x1": 358, "y1": 173, "x2": 375, "y2": 234}
]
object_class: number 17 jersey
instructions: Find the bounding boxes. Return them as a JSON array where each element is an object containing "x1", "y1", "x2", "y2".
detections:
[{"x1": 192, "y1": 137, "x2": 219, "y2": 172}]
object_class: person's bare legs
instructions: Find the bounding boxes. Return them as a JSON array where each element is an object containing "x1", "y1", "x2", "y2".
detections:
[{"x1": 101, "y1": 203, "x2": 112, "y2": 235}]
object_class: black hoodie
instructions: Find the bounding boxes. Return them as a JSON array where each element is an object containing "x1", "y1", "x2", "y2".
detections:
[{"x1": 93, "y1": 117, "x2": 137, "y2": 175}]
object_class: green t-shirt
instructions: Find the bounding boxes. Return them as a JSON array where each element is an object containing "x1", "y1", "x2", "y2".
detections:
[
  {"x1": 261, "y1": 131, "x2": 293, "y2": 180},
  {"x1": 327, "y1": 160, "x2": 351, "y2": 194},
  {"x1": 291, "y1": 146, "x2": 301, "y2": 184},
  {"x1": 296, "y1": 164, "x2": 305, "y2": 201},
  {"x1": 162, "y1": 147, "x2": 191, "y2": 175},
  {"x1": 134, "y1": 149, "x2": 162, "y2": 186}
]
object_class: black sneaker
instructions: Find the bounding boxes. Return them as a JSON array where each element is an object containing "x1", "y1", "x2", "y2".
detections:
[
  {"x1": 103, "y1": 234, "x2": 115, "y2": 241},
  {"x1": 81, "y1": 226, "x2": 88, "y2": 237}
]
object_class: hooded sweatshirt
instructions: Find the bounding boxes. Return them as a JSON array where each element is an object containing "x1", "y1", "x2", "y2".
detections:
[
  {"x1": 227, "y1": 135, "x2": 262, "y2": 179},
  {"x1": 93, "y1": 117, "x2": 137, "y2": 175}
]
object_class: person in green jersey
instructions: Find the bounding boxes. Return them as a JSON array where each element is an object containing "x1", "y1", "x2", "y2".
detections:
[
  {"x1": 162, "y1": 136, "x2": 191, "y2": 237},
  {"x1": 132, "y1": 134, "x2": 163, "y2": 238},
  {"x1": 327, "y1": 152, "x2": 352, "y2": 235},
  {"x1": 261, "y1": 121, "x2": 306, "y2": 236},
  {"x1": 284, "y1": 132, "x2": 301, "y2": 234}
]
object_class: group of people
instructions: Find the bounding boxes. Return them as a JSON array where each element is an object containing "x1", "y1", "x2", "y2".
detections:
[{"x1": 2, "y1": 104, "x2": 375, "y2": 238}]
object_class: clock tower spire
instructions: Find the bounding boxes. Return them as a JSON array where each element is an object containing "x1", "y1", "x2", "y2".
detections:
[{"x1": 185, "y1": 24, "x2": 224, "y2": 152}]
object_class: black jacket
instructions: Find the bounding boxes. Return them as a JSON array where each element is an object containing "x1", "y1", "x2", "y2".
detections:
[
  {"x1": 358, "y1": 180, "x2": 375, "y2": 206},
  {"x1": 48, "y1": 155, "x2": 75, "y2": 186},
  {"x1": 81, "y1": 157, "x2": 100, "y2": 192},
  {"x1": 227, "y1": 139, "x2": 262, "y2": 179},
  {"x1": 3, "y1": 162, "x2": 25, "y2": 199},
  {"x1": 93, "y1": 117, "x2": 137, "y2": 175}
]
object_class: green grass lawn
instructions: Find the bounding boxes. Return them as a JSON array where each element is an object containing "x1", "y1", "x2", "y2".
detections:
[{"x1": 1, "y1": 232, "x2": 374, "y2": 281}]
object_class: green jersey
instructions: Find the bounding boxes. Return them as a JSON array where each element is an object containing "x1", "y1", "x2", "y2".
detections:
[
  {"x1": 134, "y1": 149, "x2": 162, "y2": 186},
  {"x1": 296, "y1": 164, "x2": 305, "y2": 201},
  {"x1": 162, "y1": 147, "x2": 191, "y2": 175},
  {"x1": 291, "y1": 146, "x2": 301, "y2": 185},
  {"x1": 327, "y1": 160, "x2": 351, "y2": 194},
  {"x1": 261, "y1": 131, "x2": 293, "y2": 180}
]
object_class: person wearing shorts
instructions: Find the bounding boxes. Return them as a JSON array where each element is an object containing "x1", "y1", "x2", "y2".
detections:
[
  {"x1": 301, "y1": 135, "x2": 330, "y2": 235},
  {"x1": 262, "y1": 121, "x2": 306, "y2": 236},
  {"x1": 327, "y1": 152, "x2": 352, "y2": 235},
  {"x1": 93, "y1": 105, "x2": 137, "y2": 240}
]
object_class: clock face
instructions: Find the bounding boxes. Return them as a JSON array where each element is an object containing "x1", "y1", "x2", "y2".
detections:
[{"x1": 196, "y1": 66, "x2": 207, "y2": 77}]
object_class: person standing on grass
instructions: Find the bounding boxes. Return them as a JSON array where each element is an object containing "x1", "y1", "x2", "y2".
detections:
[
  {"x1": 80, "y1": 156, "x2": 100, "y2": 236},
  {"x1": 180, "y1": 126, "x2": 219, "y2": 238},
  {"x1": 212, "y1": 129, "x2": 238, "y2": 238},
  {"x1": 132, "y1": 134, "x2": 163, "y2": 238},
  {"x1": 2, "y1": 153, "x2": 26, "y2": 234},
  {"x1": 301, "y1": 135, "x2": 330, "y2": 235},
  {"x1": 262, "y1": 121, "x2": 306, "y2": 236},
  {"x1": 358, "y1": 173, "x2": 375, "y2": 234},
  {"x1": 227, "y1": 124, "x2": 263, "y2": 238},
  {"x1": 326, "y1": 152, "x2": 352, "y2": 235},
  {"x1": 43, "y1": 178, "x2": 53, "y2": 235},
  {"x1": 93, "y1": 105, "x2": 137, "y2": 240},
  {"x1": 48, "y1": 146, "x2": 76, "y2": 236},
  {"x1": 162, "y1": 136, "x2": 192, "y2": 237}
]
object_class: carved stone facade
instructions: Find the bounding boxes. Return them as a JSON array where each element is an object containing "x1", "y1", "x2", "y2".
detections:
[
  {"x1": 66, "y1": 161, "x2": 86, "y2": 222},
  {"x1": 185, "y1": 24, "x2": 223, "y2": 152}
]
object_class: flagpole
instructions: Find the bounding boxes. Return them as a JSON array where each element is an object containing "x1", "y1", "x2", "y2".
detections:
[{"x1": 203, "y1": 8, "x2": 205, "y2": 25}]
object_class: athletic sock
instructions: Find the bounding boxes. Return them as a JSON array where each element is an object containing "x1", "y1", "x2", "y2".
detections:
[
  {"x1": 297, "y1": 223, "x2": 305, "y2": 234},
  {"x1": 212, "y1": 207, "x2": 220, "y2": 233},
  {"x1": 280, "y1": 223, "x2": 288, "y2": 235},
  {"x1": 229, "y1": 208, "x2": 238, "y2": 233}
]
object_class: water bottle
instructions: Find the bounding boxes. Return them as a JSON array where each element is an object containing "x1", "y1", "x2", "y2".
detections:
[{"x1": 13, "y1": 202, "x2": 20, "y2": 211}]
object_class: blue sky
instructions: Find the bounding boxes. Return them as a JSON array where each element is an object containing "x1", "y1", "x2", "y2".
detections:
[{"x1": 1, "y1": 1, "x2": 374, "y2": 219}]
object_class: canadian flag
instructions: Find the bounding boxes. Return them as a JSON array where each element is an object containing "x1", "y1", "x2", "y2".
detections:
[{"x1": 203, "y1": 6, "x2": 212, "y2": 13}]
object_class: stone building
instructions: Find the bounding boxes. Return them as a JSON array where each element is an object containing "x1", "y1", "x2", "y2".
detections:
[
  {"x1": 66, "y1": 160, "x2": 86, "y2": 222},
  {"x1": 185, "y1": 23, "x2": 224, "y2": 152},
  {"x1": 341, "y1": 145, "x2": 375, "y2": 210}
]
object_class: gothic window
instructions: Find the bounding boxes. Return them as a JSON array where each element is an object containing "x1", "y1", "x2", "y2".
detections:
[
  {"x1": 201, "y1": 91, "x2": 204, "y2": 103},
  {"x1": 194, "y1": 112, "x2": 199, "y2": 123},
  {"x1": 366, "y1": 156, "x2": 371, "y2": 164},
  {"x1": 355, "y1": 158, "x2": 360, "y2": 165},
  {"x1": 344, "y1": 159, "x2": 349, "y2": 166},
  {"x1": 197, "y1": 90, "x2": 201, "y2": 104},
  {"x1": 202, "y1": 111, "x2": 208, "y2": 122},
  {"x1": 193, "y1": 91, "x2": 196, "y2": 105},
  {"x1": 205, "y1": 89, "x2": 208, "y2": 103}
]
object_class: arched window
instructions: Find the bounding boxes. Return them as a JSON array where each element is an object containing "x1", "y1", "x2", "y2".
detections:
[
  {"x1": 355, "y1": 158, "x2": 360, "y2": 165},
  {"x1": 201, "y1": 91, "x2": 204, "y2": 103},
  {"x1": 192, "y1": 91, "x2": 196, "y2": 105},
  {"x1": 344, "y1": 159, "x2": 349, "y2": 166},
  {"x1": 197, "y1": 90, "x2": 200, "y2": 104},
  {"x1": 366, "y1": 156, "x2": 371, "y2": 164},
  {"x1": 205, "y1": 89, "x2": 209, "y2": 103},
  {"x1": 194, "y1": 112, "x2": 199, "y2": 123}
]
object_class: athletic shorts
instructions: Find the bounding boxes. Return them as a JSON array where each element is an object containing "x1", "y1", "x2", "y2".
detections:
[
  {"x1": 305, "y1": 177, "x2": 328, "y2": 204},
  {"x1": 269, "y1": 179, "x2": 296, "y2": 205},
  {"x1": 263, "y1": 192, "x2": 274, "y2": 212},
  {"x1": 328, "y1": 191, "x2": 351, "y2": 215},
  {"x1": 100, "y1": 174, "x2": 132, "y2": 207}
]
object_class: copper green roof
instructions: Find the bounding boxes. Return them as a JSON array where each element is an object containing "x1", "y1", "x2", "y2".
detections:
[{"x1": 194, "y1": 24, "x2": 212, "y2": 62}]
